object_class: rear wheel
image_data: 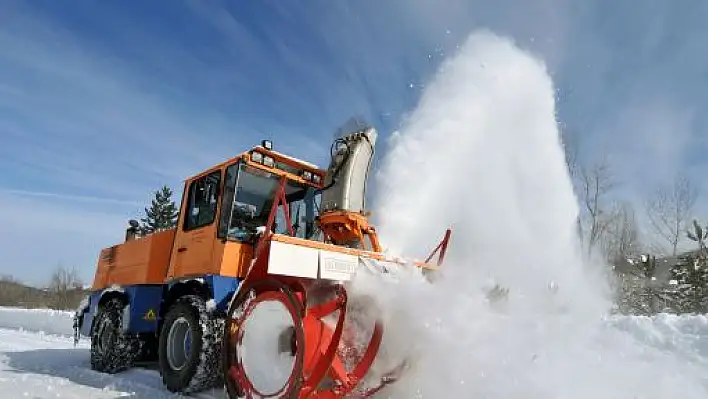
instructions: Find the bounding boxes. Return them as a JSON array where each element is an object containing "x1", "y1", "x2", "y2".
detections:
[
  {"x1": 158, "y1": 295, "x2": 223, "y2": 393},
  {"x1": 90, "y1": 297, "x2": 141, "y2": 373}
]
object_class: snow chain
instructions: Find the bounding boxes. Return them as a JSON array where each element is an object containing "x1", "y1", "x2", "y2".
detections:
[{"x1": 72, "y1": 315, "x2": 80, "y2": 346}]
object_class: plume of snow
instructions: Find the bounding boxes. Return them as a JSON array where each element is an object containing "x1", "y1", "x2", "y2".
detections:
[{"x1": 348, "y1": 30, "x2": 708, "y2": 398}]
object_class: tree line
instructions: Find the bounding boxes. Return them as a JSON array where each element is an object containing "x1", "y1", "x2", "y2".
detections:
[
  {"x1": 0, "y1": 266, "x2": 86, "y2": 310},
  {"x1": 561, "y1": 127, "x2": 708, "y2": 315}
]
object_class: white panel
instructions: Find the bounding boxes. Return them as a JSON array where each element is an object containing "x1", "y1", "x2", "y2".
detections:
[
  {"x1": 358, "y1": 256, "x2": 382, "y2": 274},
  {"x1": 267, "y1": 240, "x2": 319, "y2": 279},
  {"x1": 319, "y1": 251, "x2": 358, "y2": 281},
  {"x1": 373, "y1": 260, "x2": 401, "y2": 274},
  {"x1": 359, "y1": 257, "x2": 402, "y2": 276}
]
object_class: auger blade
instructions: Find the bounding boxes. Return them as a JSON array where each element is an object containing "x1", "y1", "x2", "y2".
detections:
[{"x1": 223, "y1": 277, "x2": 412, "y2": 399}]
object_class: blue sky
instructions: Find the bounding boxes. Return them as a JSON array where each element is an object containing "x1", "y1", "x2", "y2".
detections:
[{"x1": 1, "y1": 0, "x2": 707, "y2": 286}]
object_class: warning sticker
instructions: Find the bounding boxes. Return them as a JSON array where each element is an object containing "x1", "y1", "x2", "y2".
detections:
[{"x1": 143, "y1": 309, "x2": 157, "y2": 321}]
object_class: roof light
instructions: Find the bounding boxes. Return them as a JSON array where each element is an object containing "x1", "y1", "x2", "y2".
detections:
[
  {"x1": 263, "y1": 155, "x2": 275, "y2": 168},
  {"x1": 262, "y1": 140, "x2": 273, "y2": 150},
  {"x1": 251, "y1": 151, "x2": 263, "y2": 164}
]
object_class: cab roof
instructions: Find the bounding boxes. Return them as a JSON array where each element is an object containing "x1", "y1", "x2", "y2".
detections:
[{"x1": 183, "y1": 143, "x2": 327, "y2": 183}]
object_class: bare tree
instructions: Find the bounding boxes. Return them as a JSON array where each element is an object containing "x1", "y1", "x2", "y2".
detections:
[
  {"x1": 579, "y1": 156, "x2": 617, "y2": 257},
  {"x1": 48, "y1": 264, "x2": 84, "y2": 310},
  {"x1": 603, "y1": 201, "x2": 642, "y2": 264},
  {"x1": 645, "y1": 175, "x2": 698, "y2": 256}
]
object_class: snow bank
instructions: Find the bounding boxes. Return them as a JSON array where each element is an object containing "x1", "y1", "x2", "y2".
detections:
[
  {"x1": 607, "y1": 313, "x2": 708, "y2": 363},
  {"x1": 0, "y1": 306, "x2": 75, "y2": 336}
]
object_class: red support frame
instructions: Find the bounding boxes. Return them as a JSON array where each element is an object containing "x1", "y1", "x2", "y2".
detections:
[
  {"x1": 252, "y1": 175, "x2": 295, "y2": 262},
  {"x1": 424, "y1": 228, "x2": 452, "y2": 266}
]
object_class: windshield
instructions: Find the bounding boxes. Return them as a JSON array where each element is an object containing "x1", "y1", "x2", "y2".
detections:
[{"x1": 218, "y1": 161, "x2": 320, "y2": 242}]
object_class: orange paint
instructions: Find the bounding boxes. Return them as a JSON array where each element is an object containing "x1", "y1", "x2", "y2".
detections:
[
  {"x1": 317, "y1": 211, "x2": 382, "y2": 252},
  {"x1": 214, "y1": 240, "x2": 254, "y2": 278},
  {"x1": 270, "y1": 234, "x2": 385, "y2": 260},
  {"x1": 91, "y1": 228, "x2": 175, "y2": 290}
]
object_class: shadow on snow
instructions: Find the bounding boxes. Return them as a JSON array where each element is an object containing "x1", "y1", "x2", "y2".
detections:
[{"x1": 4, "y1": 348, "x2": 223, "y2": 399}]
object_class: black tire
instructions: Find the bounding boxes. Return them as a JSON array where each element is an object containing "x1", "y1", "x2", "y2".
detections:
[
  {"x1": 158, "y1": 295, "x2": 223, "y2": 394},
  {"x1": 90, "y1": 297, "x2": 141, "y2": 373}
]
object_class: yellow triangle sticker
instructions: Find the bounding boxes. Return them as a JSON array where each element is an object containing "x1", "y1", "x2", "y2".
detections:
[{"x1": 143, "y1": 309, "x2": 157, "y2": 321}]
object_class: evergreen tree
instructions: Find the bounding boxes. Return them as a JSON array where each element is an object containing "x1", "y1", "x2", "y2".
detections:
[
  {"x1": 612, "y1": 255, "x2": 671, "y2": 315},
  {"x1": 614, "y1": 274, "x2": 656, "y2": 315},
  {"x1": 668, "y1": 253, "x2": 708, "y2": 313},
  {"x1": 667, "y1": 220, "x2": 708, "y2": 314},
  {"x1": 140, "y1": 185, "x2": 179, "y2": 234}
]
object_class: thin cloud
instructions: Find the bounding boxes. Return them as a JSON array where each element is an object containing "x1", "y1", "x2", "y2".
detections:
[
  {"x1": 0, "y1": 191, "x2": 129, "y2": 286},
  {"x1": 0, "y1": 3, "x2": 281, "y2": 199},
  {"x1": 0, "y1": 189, "x2": 144, "y2": 208}
]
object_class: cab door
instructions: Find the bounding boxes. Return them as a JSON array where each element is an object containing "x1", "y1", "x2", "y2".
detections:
[{"x1": 168, "y1": 170, "x2": 222, "y2": 279}]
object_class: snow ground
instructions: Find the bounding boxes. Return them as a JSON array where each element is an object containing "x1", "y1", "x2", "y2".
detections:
[
  {"x1": 0, "y1": 307, "x2": 224, "y2": 399},
  {"x1": 0, "y1": 306, "x2": 75, "y2": 336},
  {"x1": 1, "y1": 306, "x2": 708, "y2": 398}
]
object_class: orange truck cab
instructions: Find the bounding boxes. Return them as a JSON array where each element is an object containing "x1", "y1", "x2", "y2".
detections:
[{"x1": 73, "y1": 139, "x2": 328, "y2": 393}]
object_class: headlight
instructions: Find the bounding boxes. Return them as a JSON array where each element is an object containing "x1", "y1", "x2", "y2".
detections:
[
  {"x1": 302, "y1": 171, "x2": 312, "y2": 181},
  {"x1": 313, "y1": 174, "x2": 322, "y2": 184},
  {"x1": 263, "y1": 155, "x2": 275, "y2": 168},
  {"x1": 251, "y1": 151, "x2": 263, "y2": 163}
]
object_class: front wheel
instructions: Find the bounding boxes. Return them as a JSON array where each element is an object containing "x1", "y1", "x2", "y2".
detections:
[
  {"x1": 90, "y1": 297, "x2": 141, "y2": 373},
  {"x1": 158, "y1": 295, "x2": 223, "y2": 393}
]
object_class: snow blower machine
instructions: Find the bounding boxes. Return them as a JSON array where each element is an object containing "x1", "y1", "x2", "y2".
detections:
[{"x1": 73, "y1": 120, "x2": 451, "y2": 398}]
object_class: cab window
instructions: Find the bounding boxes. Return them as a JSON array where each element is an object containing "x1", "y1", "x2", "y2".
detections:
[
  {"x1": 184, "y1": 170, "x2": 221, "y2": 231},
  {"x1": 219, "y1": 162, "x2": 319, "y2": 241}
]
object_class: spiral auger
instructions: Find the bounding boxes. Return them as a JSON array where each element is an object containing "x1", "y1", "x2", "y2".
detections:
[
  {"x1": 223, "y1": 278, "x2": 304, "y2": 398},
  {"x1": 222, "y1": 274, "x2": 413, "y2": 399}
]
